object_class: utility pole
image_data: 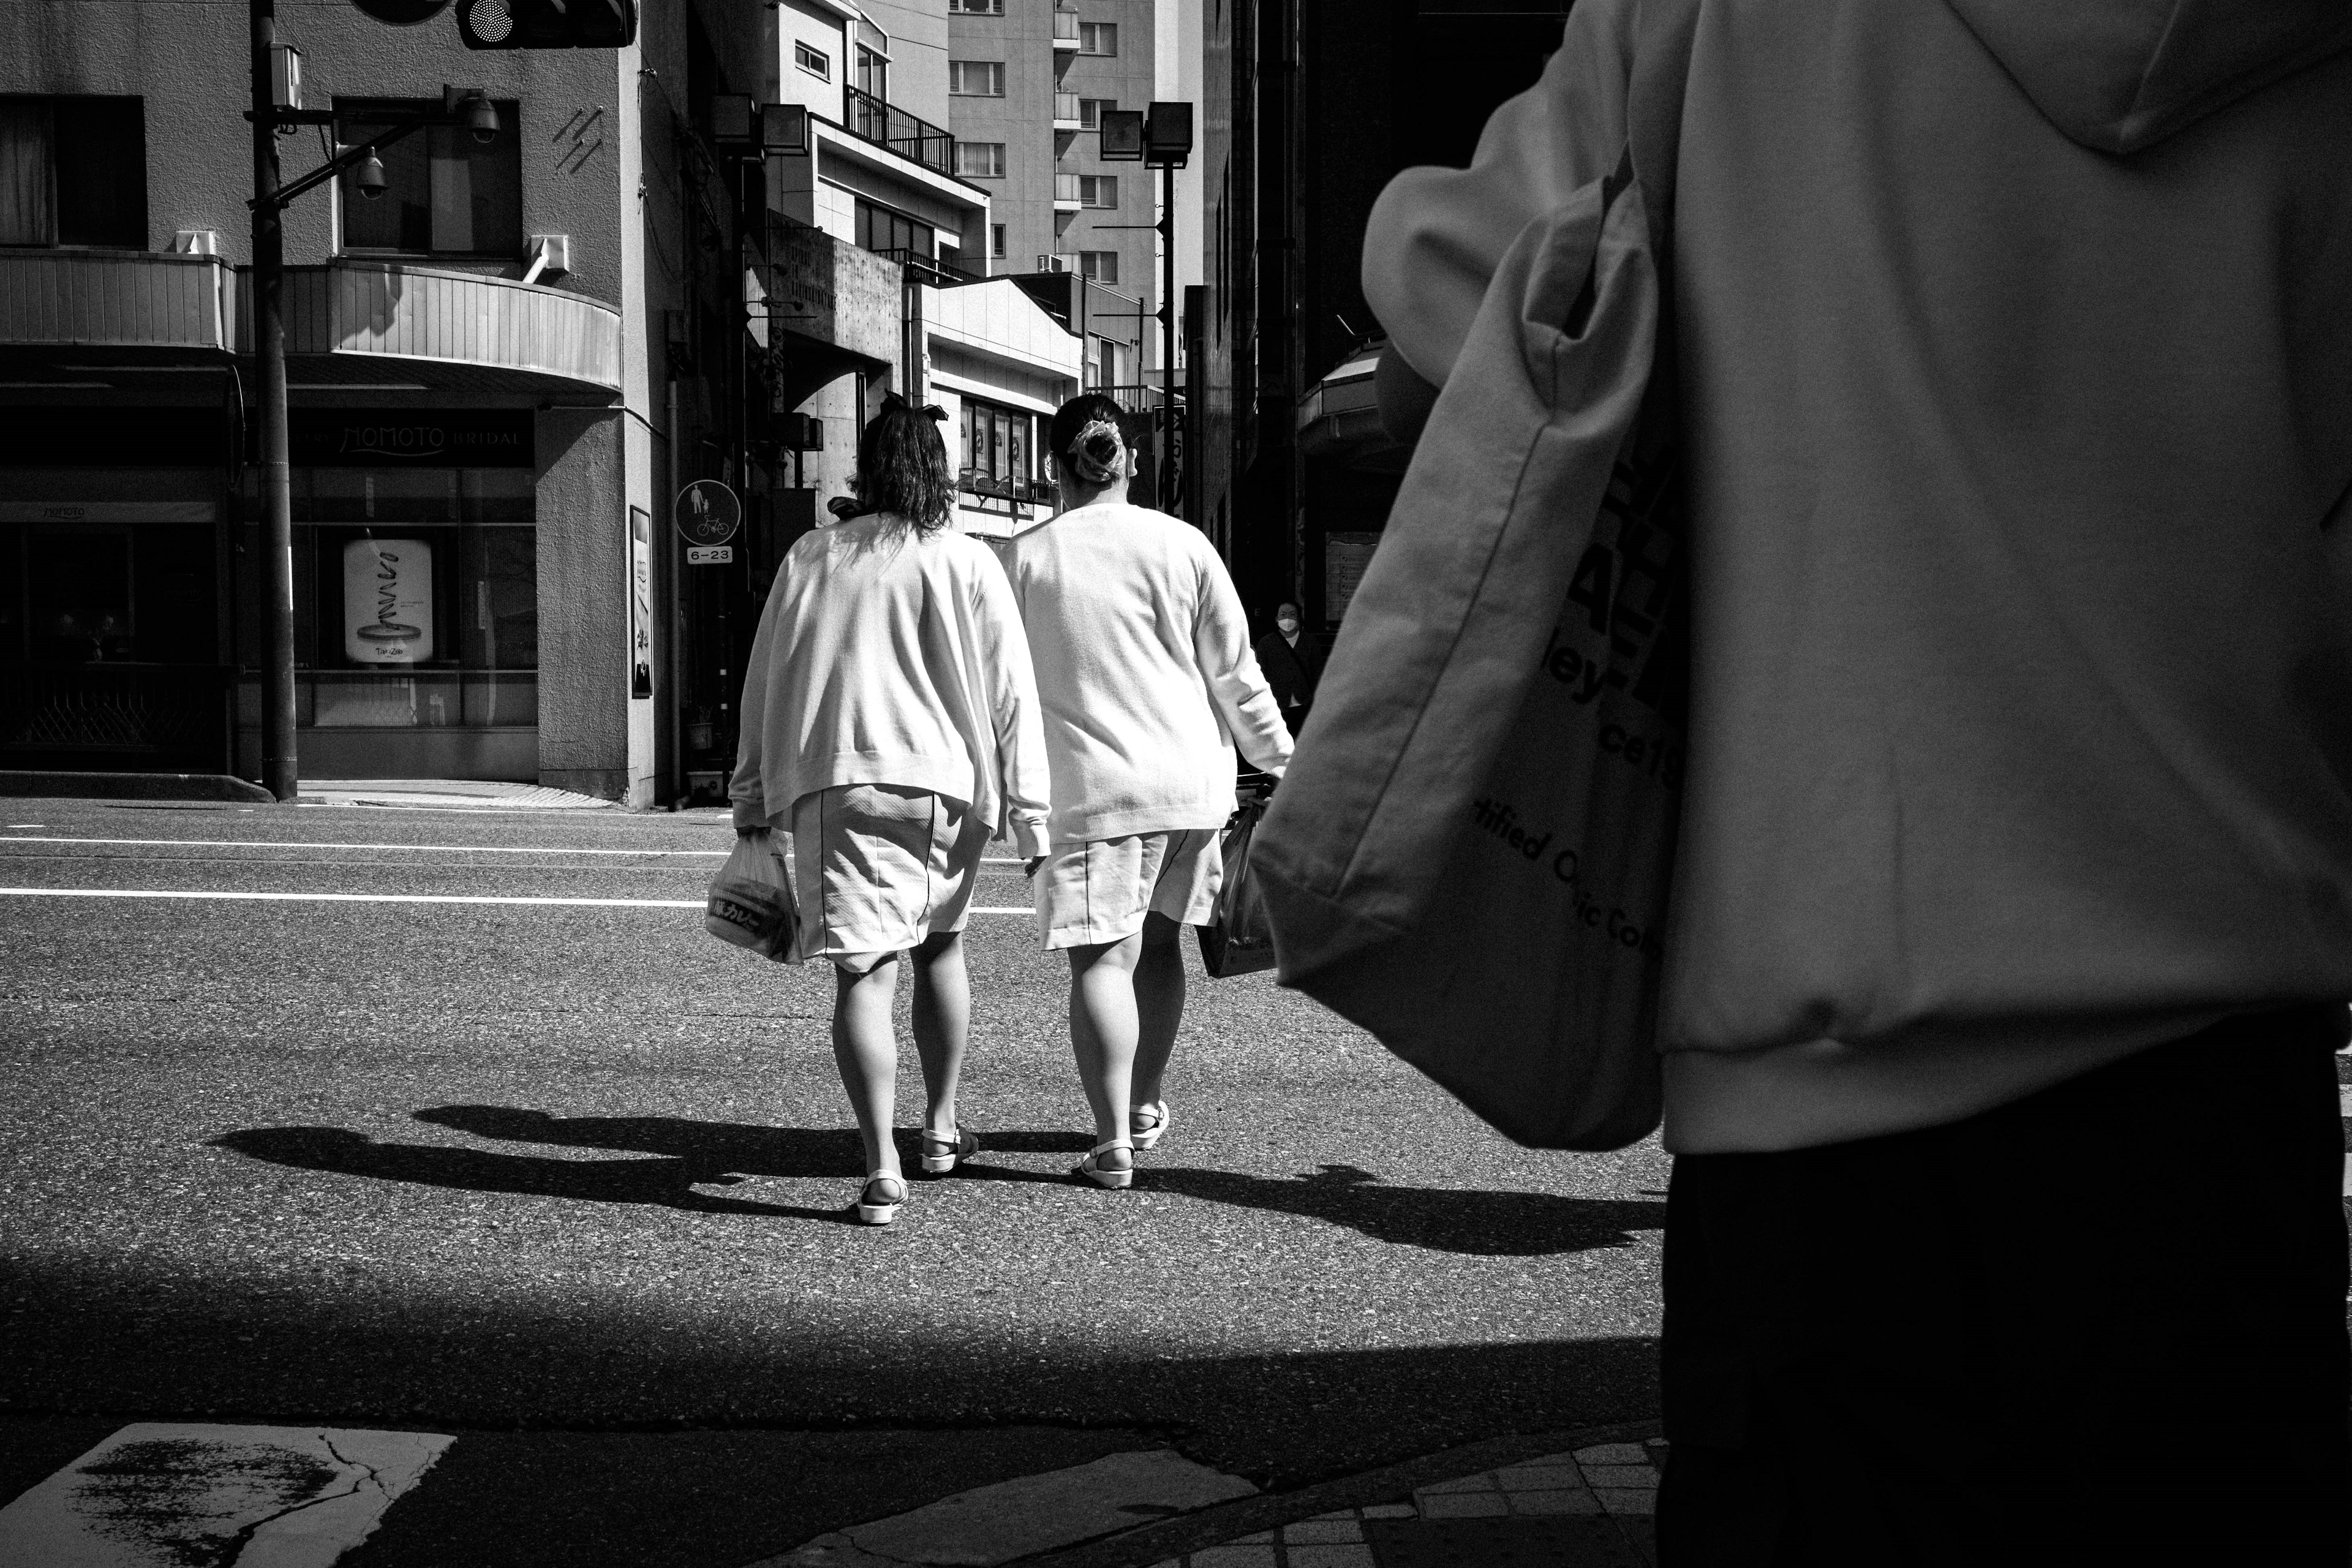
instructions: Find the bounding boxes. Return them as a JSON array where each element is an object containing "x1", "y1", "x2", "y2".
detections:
[
  {"x1": 1159, "y1": 158, "x2": 1177, "y2": 512},
  {"x1": 251, "y1": 0, "x2": 298, "y2": 802}
]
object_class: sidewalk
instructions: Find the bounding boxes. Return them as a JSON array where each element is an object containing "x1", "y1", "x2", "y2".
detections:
[{"x1": 296, "y1": 777, "x2": 619, "y2": 811}]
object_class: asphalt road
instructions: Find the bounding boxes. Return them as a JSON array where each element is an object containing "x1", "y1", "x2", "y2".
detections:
[{"x1": 0, "y1": 794, "x2": 1667, "y2": 1564}]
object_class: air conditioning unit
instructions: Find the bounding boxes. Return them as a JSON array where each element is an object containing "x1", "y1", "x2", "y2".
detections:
[{"x1": 1036, "y1": 254, "x2": 1072, "y2": 274}]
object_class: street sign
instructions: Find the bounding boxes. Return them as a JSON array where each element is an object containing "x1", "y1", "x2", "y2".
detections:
[
  {"x1": 674, "y1": 480, "x2": 741, "y2": 546},
  {"x1": 687, "y1": 545, "x2": 734, "y2": 566}
]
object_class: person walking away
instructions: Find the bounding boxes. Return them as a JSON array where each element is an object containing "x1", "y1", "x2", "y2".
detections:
[
  {"x1": 1364, "y1": 1, "x2": 2352, "y2": 1560},
  {"x1": 731, "y1": 398, "x2": 1052, "y2": 1225},
  {"x1": 1253, "y1": 601, "x2": 1324, "y2": 736},
  {"x1": 1006, "y1": 394, "x2": 1295, "y2": 1187}
]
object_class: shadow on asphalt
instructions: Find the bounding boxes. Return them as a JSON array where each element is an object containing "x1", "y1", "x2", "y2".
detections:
[
  {"x1": 1140, "y1": 1164, "x2": 1665, "y2": 1256},
  {"x1": 380, "y1": 1107, "x2": 1666, "y2": 1254},
  {"x1": 209, "y1": 1126, "x2": 861, "y2": 1224}
]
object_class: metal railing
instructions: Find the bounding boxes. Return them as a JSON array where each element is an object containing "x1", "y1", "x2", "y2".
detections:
[
  {"x1": 959, "y1": 470, "x2": 1060, "y2": 508},
  {"x1": 1093, "y1": 383, "x2": 1177, "y2": 415},
  {"x1": 1054, "y1": 92, "x2": 1082, "y2": 123},
  {"x1": 1052, "y1": 10, "x2": 1081, "y2": 44},
  {"x1": 1055, "y1": 172, "x2": 1083, "y2": 203},
  {"x1": 1, "y1": 663, "x2": 235, "y2": 769},
  {"x1": 873, "y1": 247, "x2": 986, "y2": 288},
  {"x1": 842, "y1": 85, "x2": 954, "y2": 175}
]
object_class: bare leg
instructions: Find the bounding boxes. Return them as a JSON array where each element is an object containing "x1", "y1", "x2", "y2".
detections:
[
  {"x1": 910, "y1": 929, "x2": 968, "y2": 1137},
  {"x1": 831, "y1": 954, "x2": 903, "y2": 1180},
  {"x1": 1129, "y1": 911, "x2": 1186, "y2": 1112},
  {"x1": 1067, "y1": 931, "x2": 1142, "y2": 1170}
]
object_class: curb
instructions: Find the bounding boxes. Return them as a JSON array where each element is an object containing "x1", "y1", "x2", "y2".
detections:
[
  {"x1": 1009, "y1": 1420, "x2": 1664, "y2": 1568},
  {"x1": 0, "y1": 771, "x2": 274, "y2": 804}
]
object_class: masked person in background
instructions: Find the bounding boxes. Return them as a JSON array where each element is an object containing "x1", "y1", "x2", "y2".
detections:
[
  {"x1": 1005, "y1": 394, "x2": 1294, "y2": 1188},
  {"x1": 1253, "y1": 601, "x2": 1324, "y2": 736},
  {"x1": 731, "y1": 397, "x2": 1052, "y2": 1226},
  {"x1": 1366, "y1": 1, "x2": 2352, "y2": 1560}
]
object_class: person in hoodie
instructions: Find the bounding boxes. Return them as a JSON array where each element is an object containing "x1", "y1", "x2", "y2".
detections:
[
  {"x1": 731, "y1": 398, "x2": 1052, "y2": 1226},
  {"x1": 1005, "y1": 394, "x2": 1295, "y2": 1189},
  {"x1": 1365, "y1": 2, "x2": 2352, "y2": 1561}
]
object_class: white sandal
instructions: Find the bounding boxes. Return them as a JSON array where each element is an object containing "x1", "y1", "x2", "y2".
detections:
[
  {"x1": 1072, "y1": 1139, "x2": 1134, "y2": 1191},
  {"x1": 919, "y1": 1124, "x2": 979, "y2": 1176},
  {"x1": 1129, "y1": 1101, "x2": 1171, "y2": 1151},
  {"x1": 855, "y1": 1172, "x2": 907, "y2": 1225}
]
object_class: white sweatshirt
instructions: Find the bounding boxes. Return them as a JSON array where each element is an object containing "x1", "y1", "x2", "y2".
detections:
[
  {"x1": 1005, "y1": 502, "x2": 1294, "y2": 844},
  {"x1": 731, "y1": 513, "x2": 1052, "y2": 858},
  {"x1": 1362, "y1": 0, "x2": 2352, "y2": 1152}
]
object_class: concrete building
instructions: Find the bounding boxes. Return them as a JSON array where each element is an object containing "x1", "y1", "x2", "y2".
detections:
[
  {"x1": 0, "y1": 0, "x2": 775, "y2": 804},
  {"x1": 944, "y1": 0, "x2": 1199, "y2": 403}
]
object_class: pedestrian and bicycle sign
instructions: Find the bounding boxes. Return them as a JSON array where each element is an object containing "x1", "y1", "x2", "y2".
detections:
[{"x1": 674, "y1": 480, "x2": 741, "y2": 547}]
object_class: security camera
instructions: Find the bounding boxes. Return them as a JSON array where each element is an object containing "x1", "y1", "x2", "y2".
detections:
[
  {"x1": 461, "y1": 94, "x2": 499, "y2": 145},
  {"x1": 355, "y1": 148, "x2": 388, "y2": 199}
]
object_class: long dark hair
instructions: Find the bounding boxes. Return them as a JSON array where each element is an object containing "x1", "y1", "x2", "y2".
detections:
[
  {"x1": 1049, "y1": 393, "x2": 1129, "y2": 488},
  {"x1": 854, "y1": 396, "x2": 954, "y2": 534}
]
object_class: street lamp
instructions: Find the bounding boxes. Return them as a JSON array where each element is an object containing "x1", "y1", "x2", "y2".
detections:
[{"x1": 1099, "y1": 100, "x2": 1191, "y2": 514}]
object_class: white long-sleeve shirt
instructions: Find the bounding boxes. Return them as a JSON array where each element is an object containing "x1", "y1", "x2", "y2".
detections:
[
  {"x1": 1005, "y1": 502, "x2": 1293, "y2": 844},
  {"x1": 731, "y1": 514, "x2": 1052, "y2": 858}
]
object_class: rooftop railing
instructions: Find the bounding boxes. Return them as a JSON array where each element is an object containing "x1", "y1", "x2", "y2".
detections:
[{"x1": 842, "y1": 85, "x2": 954, "y2": 175}]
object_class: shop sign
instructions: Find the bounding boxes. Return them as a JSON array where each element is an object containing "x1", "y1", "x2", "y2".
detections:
[
  {"x1": 676, "y1": 480, "x2": 741, "y2": 546},
  {"x1": 687, "y1": 545, "x2": 734, "y2": 565},
  {"x1": 286, "y1": 410, "x2": 536, "y2": 469},
  {"x1": 629, "y1": 508, "x2": 654, "y2": 699},
  {"x1": 344, "y1": 538, "x2": 435, "y2": 663}
]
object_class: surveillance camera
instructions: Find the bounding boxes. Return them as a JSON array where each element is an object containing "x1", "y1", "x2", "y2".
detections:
[
  {"x1": 355, "y1": 148, "x2": 388, "y2": 199},
  {"x1": 461, "y1": 94, "x2": 500, "y2": 146}
]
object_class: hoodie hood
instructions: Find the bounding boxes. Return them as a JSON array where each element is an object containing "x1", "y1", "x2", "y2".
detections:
[{"x1": 1946, "y1": 0, "x2": 2352, "y2": 153}]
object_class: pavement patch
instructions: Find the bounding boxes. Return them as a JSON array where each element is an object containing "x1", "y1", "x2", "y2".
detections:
[
  {"x1": 0, "y1": 1422, "x2": 453, "y2": 1567},
  {"x1": 753, "y1": 1449, "x2": 1257, "y2": 1567}
]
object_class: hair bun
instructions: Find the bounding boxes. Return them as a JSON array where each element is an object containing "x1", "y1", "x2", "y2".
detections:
[{"x1": 1066, "y1": 417, "x2": 1124, "y2": 485}]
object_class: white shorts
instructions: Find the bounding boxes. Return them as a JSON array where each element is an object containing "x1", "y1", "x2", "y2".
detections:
[
  {"x1": 790, "y1": 784, "x2": 987, "y2": 970},
  {"x1": 1034, "y1": 828, "x2": 1223, "y2": 950}
]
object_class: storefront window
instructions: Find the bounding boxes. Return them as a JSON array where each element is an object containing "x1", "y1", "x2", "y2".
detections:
[{"x1": 245, "y1": 462, "x2": 537, "y2": 730}]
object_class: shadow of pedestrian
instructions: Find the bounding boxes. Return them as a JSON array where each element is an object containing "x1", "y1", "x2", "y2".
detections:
[
  {"x1": 412, "y1": 1104, "x2": 1088, "y2": 1182},
  {"x1": 209, "y1": 1126, "x2": 858, "y2": 1223},
  {"x1": 1140, "y1": 1163, "x2": 1665, "y2": 1256}
]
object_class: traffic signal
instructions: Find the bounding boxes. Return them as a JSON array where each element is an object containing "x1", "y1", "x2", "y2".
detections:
[{"x1": 455, "y1": 0, "x2": 637, "y2": 48}]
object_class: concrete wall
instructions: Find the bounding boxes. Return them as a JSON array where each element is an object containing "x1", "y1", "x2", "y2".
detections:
[
  {"x1": 533, "y1": 409, "x2": 630, "y2": 799},
  {"x1": 946, "y1": 0, "x2": 1052, "y2": 274},
  {"x1": 861, "y1": 0, "x2": 953, "y2": 129}
]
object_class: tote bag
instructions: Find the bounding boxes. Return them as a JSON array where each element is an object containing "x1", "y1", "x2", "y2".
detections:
[
  {"x1": 1198, "y1": 793, "x2": 1278, "y2": 978},
  {"x1": 1253, "y1": 1, "x2": 1696, "y2": 1151}
]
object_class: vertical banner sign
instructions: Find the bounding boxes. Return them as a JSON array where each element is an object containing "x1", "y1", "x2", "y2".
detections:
[
  {"x1": 343, "y1": 539, "x2": 434, "y2": 663},
  {"x1": 629, "y1": 507, "x2": 654, "y2": 699}
]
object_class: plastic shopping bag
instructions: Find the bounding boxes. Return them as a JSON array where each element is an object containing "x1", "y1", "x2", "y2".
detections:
[
  {"x1": 704, "y1": 828, "x2": 801, "y2": 962},
  {"x1": 1199, "y1": 793, "x2": 1277, "y2": 978}
]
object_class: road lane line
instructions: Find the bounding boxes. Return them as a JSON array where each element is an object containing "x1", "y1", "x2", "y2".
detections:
[
  {"x1": 0, "y1": 1423, "x2": 453, "y2": 1568},
  {"x1": 0, "y1": 888, "x2": 1034, "y2": 913},
  {"x1": 0, "y1": 835, "x2": 729, "y2": 856}
]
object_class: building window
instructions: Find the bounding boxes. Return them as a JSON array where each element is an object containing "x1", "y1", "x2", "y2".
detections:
[
  {"x1": 0, "y1": 96, "x2": 147, "y2": 247},
  {"x1": 856, "y1": 44, "x2": 889, "y2": 102},
  {"x1": 948, "y1": 0, "x2": 1003, "y2": 12},
  {"x1": 1076, "y1": 249, "x2": 1117, "y2": 284},
  {"x1": 795, "y1": 41, "x2": 831, "y2": 80},
  {"x1": 990, "y1": 224, "x2": 1007, "y2": 259},
  {"x1": 337, "y1": 98, "x2": 522, "y2": 258},
  {"x1": 960, "y1": 396, "x2": 1036, "y2": 490},
  {"x1": 1079, "y1": 97, "x2": 1116, "y2": 130},
  {"x1": 1087, "y1": 333, "x2": 1134, "y2": 388},
  {"x1": 854, "y1": 197, "x2": 933, "y2": 261},
  {"x1": 954, "y1": 141, "x2": 1005, "y2": 178},
  {"x1": 1077, "y1": 174, "x2": 1118, "y2": 208},
  {"x1": 1077, "y1": 21, "x2": 1117, "y2": 54},
  {"x1": 948, "y1": 61, "x2": 1006, "y2": 97}
]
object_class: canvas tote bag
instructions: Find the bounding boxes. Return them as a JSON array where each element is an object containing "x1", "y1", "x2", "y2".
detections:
[{"x1": 1253, "y1": 0, "x2": 1697, "y2": 1151}]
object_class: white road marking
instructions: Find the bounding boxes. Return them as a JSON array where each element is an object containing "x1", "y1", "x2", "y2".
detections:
[
  {"x1": 6, "y1": 823, "x2": 43, "y2": 828},
  {"x1": 0, "y1": 888, "x2": 1033, "y2": 914},
  {"x1": 0, "y1": 1422, "x2": 453, "y2": 1568},
  {"x1": 750, "y1": 1449, "x2": 1256, "y2": 1567},
  {"x1": 0, "y1": 835, "x2": 728, "y2": 857}
]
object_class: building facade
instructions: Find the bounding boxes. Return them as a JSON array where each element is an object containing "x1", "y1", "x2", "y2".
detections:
[{"x1": 0, "y1": 0, "x2": 775, "y2": 804}]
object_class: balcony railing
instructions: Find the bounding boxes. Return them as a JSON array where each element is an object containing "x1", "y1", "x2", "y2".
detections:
[
  {"x1": 873, "y1": 247, "x2": 987, "y2": 288},
  {"x1": 959, "y1": 470, "x2": 1060, "y2": 510},
  {"x1": 1052, "y1": 10, "x2": 1081, "y2": 47},
  {"x1": 1093, "y1": 383, "x2": 1177, "y2": 415},
  {"x1": 842, "y1": 85, "x2": 953, "y2": 175},
  {"x1": 1054, "y1": 92, "x2": 1082, "y2": 128}
]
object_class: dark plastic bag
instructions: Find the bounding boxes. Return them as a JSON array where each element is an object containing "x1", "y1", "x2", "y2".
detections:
[{"x1": 1198, "y1": 794, "x2": 1276, "y2": 978}]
